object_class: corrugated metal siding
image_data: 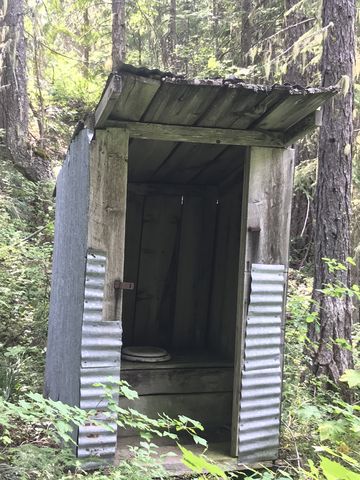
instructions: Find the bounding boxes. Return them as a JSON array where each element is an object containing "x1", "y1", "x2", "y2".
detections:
[
  {"x1": 238, "y1": 264, "x2": 286, "y2": 464},
  {"x1": 78, "y1": 251, "x2": 122, "y2": 460}
]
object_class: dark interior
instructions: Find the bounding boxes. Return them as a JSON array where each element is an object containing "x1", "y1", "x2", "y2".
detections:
[{"x1": 120, "y1": 139, "x2": 246, "y2": 450}]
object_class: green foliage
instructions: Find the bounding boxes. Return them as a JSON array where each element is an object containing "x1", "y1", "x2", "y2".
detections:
[
  {"x1": 341, "y1": 370, "x2": 360, "y2": 388},
  {"x1": 0, "y1": 158, "x2": 54, "y2": 397}
]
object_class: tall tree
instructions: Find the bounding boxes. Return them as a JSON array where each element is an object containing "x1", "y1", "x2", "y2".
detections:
[
  {"x1": 239, "y1": 0, "x2": 252, "y2": 67},
  {"x1": 112, "y1": 0, "x2": 126, "y2": 70},
  {"x1": 168, "y1": 0, "x2": 177, "y2": 69},
  {"x1": 309, "y1": 0, "x2": 355, "y2": 388},
  {"x1": 0, "y1": 0, "x2": 50, "y2": 181}
]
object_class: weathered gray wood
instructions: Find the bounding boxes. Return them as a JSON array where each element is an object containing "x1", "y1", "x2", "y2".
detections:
[
  {"x1": 194, "y1": 146, "x2": 246, "y2": 186},
  {"x1": 196, "y1": 88, "x2": 268, "y2": 129},
  {"x1": 121, "y1": 366, "x2": 233, "y2": 395},
  {"x1": 255, "y1": 93, "x2": 330, "y2": 131},
  {"x1": 133, "y1": 195, "x2": 182, "y2": 345},
  {"x1": 207, "y1": 184, "x2": 242, "y2": 359},
  {"x1": 284, "y1": 109, "x2": 322, "y2": 146},
  {"x1": 128, "y1": 139, "x2": 175, "y2": 182},
  {"x1": 142, "y1": 83, "x2": 220, "y2": 125},
  {"x1": 193, "y1": 191, "x2": 218, "y2": 346},
  {"x1": 172, "y1": 196, "x2": 204, "y2": 348},
  {"x1": 87, "y1": 128, "x2": 129, "y2": 322},
  {"x1": 152, "y1": 142, "x2": 226, "y2": 183},
  {"x1": 95, "y1": 73, "x2": 161, "y2": 128},
  {"x1": 95, "y1": 75, "x2": 123, "y2": 128},
  {"x1": 116, "y1": 437, "x2": 273, "y2": 475},
  {"x1": 121, "y1": 350, "x2": 233, "y2": 370},
  {"x1": 122, "y1": 191, "x2": 144, "y2": 345},
  {"x1": 110, "y1": 74, "x2": 161, "y2": 121},
  {"x1": 128, "y1": 182, "x2": 217, "y2": 197},
  {"x1": 230, "y1": 147, "x2": 295, "y2": 457},
  {"x1": 230, "y1": 150, "x2": 250, "y2": 457},
  {"x1": 245, "y1": 147, "x2": 295, "y2": 265},
  {"x1": 120, "y1": 392, "x2": 233, "y2": 433},
  {"x1": 104, "y1": 120, "x2": 286, "y2": 147}
]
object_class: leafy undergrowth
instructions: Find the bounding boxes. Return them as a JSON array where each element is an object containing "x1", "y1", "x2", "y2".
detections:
[
  {"x1": 280, "y1": 269, "x2": 360, "y2": 479},
  {"x1": 0, "y1": 155, "x2": 54, "y2": 399},
  {"x1": 1, "y1": 158, "x2": 360, "y2": 479}
]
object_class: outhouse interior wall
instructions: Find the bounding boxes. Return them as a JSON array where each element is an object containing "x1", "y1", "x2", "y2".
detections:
[{"x1": 122, "y1": 140, "x2": 245, "y2": 362}]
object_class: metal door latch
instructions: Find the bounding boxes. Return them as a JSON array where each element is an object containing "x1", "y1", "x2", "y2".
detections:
[{"x1": 114, "y1": 279, "x2": 135, "y2": 290}]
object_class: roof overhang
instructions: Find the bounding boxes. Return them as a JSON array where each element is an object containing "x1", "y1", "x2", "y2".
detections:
[{"x1": 94, "y1": 63, "x2": 337, "y2": 148}]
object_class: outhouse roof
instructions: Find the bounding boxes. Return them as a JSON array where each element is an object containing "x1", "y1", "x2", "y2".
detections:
[
  {"x1": 95, "y1": 63, "x2": 336, "y2": 136},
  {"x1": 93, "y1": 63, "x2": 337, "y2": 185}
]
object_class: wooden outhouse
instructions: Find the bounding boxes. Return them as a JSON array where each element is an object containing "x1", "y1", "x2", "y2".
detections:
[{"x1": 45, "y1": 64, "x2": 335, "y2": 469}]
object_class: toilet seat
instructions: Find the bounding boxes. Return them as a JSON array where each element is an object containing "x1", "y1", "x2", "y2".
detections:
[{"x1": 122, "y1": 346, "x2": 171, "y2": 363}]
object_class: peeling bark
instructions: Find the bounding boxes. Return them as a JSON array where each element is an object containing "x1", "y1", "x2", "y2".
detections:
[
  {"x1": 309, "y1": 0, "x2": 355, "y2": 391},
  {"x1": 0, "y1": 0, "x2": 52, "y2": 181},
  {"x1": 112, "y1": 0, "x2": 126, "y2": 70}
]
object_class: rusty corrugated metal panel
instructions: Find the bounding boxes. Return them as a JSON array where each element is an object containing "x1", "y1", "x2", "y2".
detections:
[
  {"x1": 238, "y1": 264, "x2": 286, "y2": 464},
  {"x1": 78, "y1": 251, "x2": 121, "y2": 460}
]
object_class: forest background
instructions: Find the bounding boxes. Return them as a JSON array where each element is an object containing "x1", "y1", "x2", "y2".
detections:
[{"x1": 0, "y1": 0, "x2": 360, "y2": 479}]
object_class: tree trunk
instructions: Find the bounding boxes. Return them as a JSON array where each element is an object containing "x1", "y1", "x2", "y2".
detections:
[
  {"x1": 309, "y1": 0, "x2": 355, "y2": 389},
  {"x1": 112, "y1": 0, "x2": 126, "y2": 70},
  {"x1": 212, "y1": 0, "x2": 220, "y2": 60},
  {"x1": 168, "y1": 0, "x2": 177, "y2": 69},
  {"x1": 0, "y1": 0, "x2": 51, "y2": 181},
  {"x1": 239, "y1": 0, "x2": 252, "y2": 67}
]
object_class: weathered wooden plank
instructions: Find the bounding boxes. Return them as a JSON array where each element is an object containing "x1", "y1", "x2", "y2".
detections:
[
  {"x1": 142, "y1": 83, "x2": 220, "y2": 125},
  {"x1": 121, "y1": 350, "x2": 233, "y2": 370},
  {"x1": 230, "y1": 147, "x2": 295, "y2": 458},
  {"x1": 194, "y1": 145, "x2": 246, "y2": 185},
  {"x1": 207, "y1": 185, "x2": 242, "y2": 359},
  {"x1": 120, "y1": 392, "x2": 233, "y2": 432},
  {"x1": 87, "y1": 128, "x2": 129, "y2": 322},
  {"x1": 230, "y1": 90, "x2": 288, "y2": 130},
  {"x1": 193, "y1": 191, "x2": 218, "y2": 347},
  {"x1": 105, "y1": 120, "x2": 285, "y2": 147},
  {"x1": 95, "y1": 75, "x2": 123, "y2": 128},
  {"x1": 152, "y1": 142, "x2": 226, "y2": 183},
  {"x1": 133, "y1": 195, "x2": 182, "y2": 346},
  {"x1": 95, "y1": 73, "x2": 161, "y2": 128},
  {"x1": 172, "y1": 195, "x2": 204, "y2": 348},
  {"x1": 196, "y1": 88, "x2": 267, "y2": 128},
  {"x1": 284, "y1": 109, "x2": 322, "y2": 146},
  {"x1": 122, "y1": 191, "x2": 145, "y2": 345},
  {"x1": 230, "y1": 150, "x2": 250, "y2": 457},
  {"x1": 255, "y1": 92, "x2": 330, "y2": 131},
  {"x1": 128, "y1": 182, "x2": 217, "y2": 197},
  {"x1": 244, "y1": 147, "x2": 295, "y2": 265},
  {"x1": 110, "y1": 73, "x2": 161, "y2": 122},
  {"x1": 128, "y1": 139, "x2": 175, "y2": 182},
  {"x1": 121, "y1": 366, "x2": 233, "y2": 395},
  {"x1": 221, "y1": 188, "x2": 242, "y2": 359}
]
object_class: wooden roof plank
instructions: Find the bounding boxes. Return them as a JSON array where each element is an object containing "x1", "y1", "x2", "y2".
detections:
[
  {"x1": 255, "y1": 92, "x2": 332, "y2": 131},
  {"x1": 109, "y1": 73, "x2": 161, "y2": 122},
  {"x1": 95, "y1": 75, "x2": 123, "y2": 128},
  {"x1": 284, "y1": 109, "x2": 322, "y2": 146},
  {"x1": 105, "y1": 120, "x2": 286, "y2": 147},
  {"x1": 151, "y1": 142, "x2": 226, "y2": 183},
  {"x1": 142, "y1": 83, "x2": 221, "y2": 125}
]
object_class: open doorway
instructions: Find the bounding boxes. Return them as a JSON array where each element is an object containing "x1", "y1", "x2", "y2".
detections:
[{"x1": 118, "y1": 139, "x2": 247, "y2": 461}]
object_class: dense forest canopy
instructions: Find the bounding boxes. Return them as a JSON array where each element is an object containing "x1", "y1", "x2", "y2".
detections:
[{"x1": 0, "y1": 0, "x2": 360, "y2": 479}]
